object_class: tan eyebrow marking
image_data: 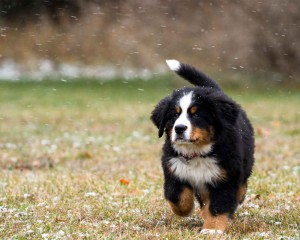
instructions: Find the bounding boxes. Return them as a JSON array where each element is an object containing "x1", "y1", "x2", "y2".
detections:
[{"x1": 190, "y1": 106, "x2": 197, "y2": 114}]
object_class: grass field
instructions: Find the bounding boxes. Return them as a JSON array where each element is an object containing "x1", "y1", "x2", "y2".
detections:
[{"x1": 0, "y1": 77, "x2": 299, "y2": 239}]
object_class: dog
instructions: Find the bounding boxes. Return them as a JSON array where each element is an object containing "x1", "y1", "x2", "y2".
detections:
[{"x1": 151, "y1": 60, "x2": 254, "y2": 234}]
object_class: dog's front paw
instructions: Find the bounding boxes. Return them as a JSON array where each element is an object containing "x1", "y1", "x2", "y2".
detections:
[{"x1": 200, "y1": 229, "x2": 224, "y2": 235}]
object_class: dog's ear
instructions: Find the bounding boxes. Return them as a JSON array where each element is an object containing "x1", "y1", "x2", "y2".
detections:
[
  {"x1": 151, "y1": 96, "x2": 171, "y2": 138},
  {"x1": 205, "y1": 92, "x2": 240, "y2": 127}
]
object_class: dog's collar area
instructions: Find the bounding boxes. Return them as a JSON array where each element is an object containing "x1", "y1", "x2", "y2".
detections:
[
  {"x1": 178, "y1": 152, "x2": 210, "y2": 164},
  {"x1": 173, "y1": 143, "x2": 214, "y2": 164}
]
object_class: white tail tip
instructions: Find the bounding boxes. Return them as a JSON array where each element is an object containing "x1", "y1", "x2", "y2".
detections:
[{"x1": 166, "y1": 59, "x2": 181, "y2": 71}]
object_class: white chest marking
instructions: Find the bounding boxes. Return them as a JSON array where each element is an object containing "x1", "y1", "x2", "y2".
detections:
[
  {"x1": 171, "y1": 92, "x2": 193, "y2": 142},
  {"x1": 169, "y1": 156, "x2": 222, "y2": 189}
]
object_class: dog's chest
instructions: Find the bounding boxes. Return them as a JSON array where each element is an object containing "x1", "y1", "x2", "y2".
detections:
[{"x1": 169, "y1": 156, "x2": 222, "y2": 190}]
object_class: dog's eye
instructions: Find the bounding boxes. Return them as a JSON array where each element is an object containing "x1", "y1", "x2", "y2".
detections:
[
  {"x1": 193, "y1": 112, "x2": 199, "y2": 116},
  {"x1": 190, "y1": 106, "x2": 202, "y2": 118},
  {"x1": 190, "y1": 106, "x2": 198, "y2": 115},
  {"x1": 175, "y1": 106, "x2": 181, "y2": 115}
]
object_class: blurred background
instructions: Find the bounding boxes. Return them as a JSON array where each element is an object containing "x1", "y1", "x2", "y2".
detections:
[
  {"x1": 0, "y1": 0, "x2": 299, "y2": 84},
  {"x1": 0, "y1": 2, "x2": 300, "y2": 238}
]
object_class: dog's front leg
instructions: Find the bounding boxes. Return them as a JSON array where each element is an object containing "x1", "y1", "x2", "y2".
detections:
[
  {"x1": 200, "y1": 181, "x2": 238, "y2": 234},
  {"x1": 164, "y1": 175, "x2": 195, "y2": 217}
]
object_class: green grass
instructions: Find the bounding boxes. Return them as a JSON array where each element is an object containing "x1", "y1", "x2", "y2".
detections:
[{"x1": 0, "y1": 78, "x2": 299, "y2": 239}]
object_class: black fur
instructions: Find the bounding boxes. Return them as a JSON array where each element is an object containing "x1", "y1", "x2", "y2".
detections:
[
  {"x1": 151, "y1": 61, "x2": 255, "y2": 230},
  {"x1": 175, "y1": 62, "x2": 221, "y2": 91}
]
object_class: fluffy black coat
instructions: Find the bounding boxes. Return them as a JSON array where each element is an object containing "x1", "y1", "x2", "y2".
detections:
[{"x1": 151, "y1": 60, "x2": 254, "y2": 233}]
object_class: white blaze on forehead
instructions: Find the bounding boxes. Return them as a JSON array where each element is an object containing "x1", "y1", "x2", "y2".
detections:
[{"x1": 171, "y1": 91, "x2": 193, "y2": 142}]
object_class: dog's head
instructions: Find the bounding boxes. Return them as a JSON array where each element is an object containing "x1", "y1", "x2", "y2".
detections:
[{"x1": 151, "y1": 60, "x2": 240, "y2": 156}]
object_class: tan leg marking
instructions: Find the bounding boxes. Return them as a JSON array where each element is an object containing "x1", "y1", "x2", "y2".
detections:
[
  {"x1": 202, "y1": 212, "x2": 231, "y2": 233},
  {"x1": 199, "y1": 192, "x2": 209, "y2": 219},
  {"x1": 168, "y1": 187, "x2": 194, "y2": 217},
  {"x1": 237, "y1": 184, "x2": 247, "y2": 204},
  {"x1": 200, "y1": 198, "x2": 231, "y2": 233}
]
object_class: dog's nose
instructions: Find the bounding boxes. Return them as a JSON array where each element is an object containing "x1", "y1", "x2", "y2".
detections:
[{"x1": 175, "y1": 124, "x2": 187, "y2": 134}]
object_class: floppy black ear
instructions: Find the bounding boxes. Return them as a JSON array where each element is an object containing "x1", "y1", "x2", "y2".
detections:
[
  {"x1": 205, "y1": 92, "x2": 240, "y2": 127},
  {"x1": 150, "y1": 96, "x2": 171, "y2": 138}
]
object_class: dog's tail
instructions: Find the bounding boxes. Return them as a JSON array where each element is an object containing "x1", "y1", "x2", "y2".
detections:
[{"x1": 165, "y1": 59, "x2": 221, "y2": 90}]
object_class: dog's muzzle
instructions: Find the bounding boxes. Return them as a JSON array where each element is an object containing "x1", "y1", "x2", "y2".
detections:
[
  {"x1": 173, "y1": 124, "x2": 191, "y2": 143},
  {"x1": 175, "y1": 124, "x2": 187, "y2": 135}
]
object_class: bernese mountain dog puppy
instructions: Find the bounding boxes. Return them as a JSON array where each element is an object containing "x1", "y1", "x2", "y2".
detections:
[{"x1": 151, "y1": 60, "x2": 254, "y2": 234}]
